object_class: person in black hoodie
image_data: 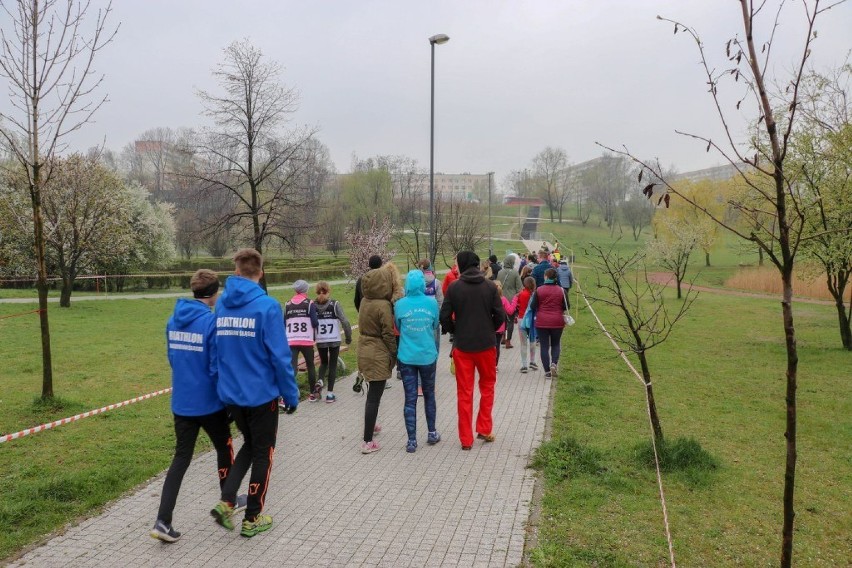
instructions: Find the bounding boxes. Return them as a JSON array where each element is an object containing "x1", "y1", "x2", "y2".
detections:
[
  {"x1": 488, "y1": 254, "x2": 501, "y2": 281},
  {"x1": 440, "y1": 251, "x2": 506, "y2": 450}
]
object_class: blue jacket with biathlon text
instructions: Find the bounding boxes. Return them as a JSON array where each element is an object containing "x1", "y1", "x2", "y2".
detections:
[
  {"x1": 166, "y1": 298, "x2": 223, "y2": 416},
  {"x1": 214, "y1": 276, "x2": 300, "y2": 408},
  {"x1": 394, "y1": 270, "x2": 440, "y2": 366}
]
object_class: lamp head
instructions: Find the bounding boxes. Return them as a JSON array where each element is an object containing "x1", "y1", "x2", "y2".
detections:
[{"x1": 429, "y1": 34, "x2": 450, "y2": 45}]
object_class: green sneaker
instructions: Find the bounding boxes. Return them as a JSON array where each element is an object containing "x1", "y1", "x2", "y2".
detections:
[
  {"x1": 240, "y1": 514, "x2": 273, "y2": 537},
  {"x1": 210, "y1": 501, "x2": 234, "y2": 530}
]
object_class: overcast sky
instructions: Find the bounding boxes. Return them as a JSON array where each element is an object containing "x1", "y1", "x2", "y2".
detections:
[{"x1": 6, "y1": 1, "x2": 851, "y2": 189}]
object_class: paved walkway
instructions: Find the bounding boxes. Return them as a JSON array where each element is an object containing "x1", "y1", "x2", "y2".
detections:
[{"x1": 10, "y1": 334, "x2": 554, "y2": 567}]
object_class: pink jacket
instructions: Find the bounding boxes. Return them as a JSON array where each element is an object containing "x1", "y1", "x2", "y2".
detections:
[{"x1": 496, "y1": 295, "x2": 517, "y2": 334}]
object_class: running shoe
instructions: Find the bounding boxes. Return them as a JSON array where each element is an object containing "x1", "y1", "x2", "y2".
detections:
[
  {"x1": 361, "y1": 440, "x2": 381, "y2": 454},
  {"x1": 373, "y1": 424, "x2": 382, "y2": 434},
  {"x1": 544, "y1": 371, "x2": 552, "y2": 379},
  {"x1": 150, "y1": 519, "x2": 181, "y2": 542},
  {"x1": 551, "y1": 363, "x2": 558, "y2": 376},
  {"x1": 308, "y1": 393, "x2": 318, "y2": 402},
  {"x1": 520, "y1": 367, "x2": 528, "y2": 374},
  {"x1": 210, "y1": 501, "x2": 235, "y2": 530},
  {"x1": 240, "y1": 514, "x2": 273, "y2": 538},
  {"x1": 529, "y1": 362, "x2": 539, "y2": 371},
  {"x1": 325, "y1": 393, "x2": 337, "y2": 403},
  {"x1": 427, "y1": 431, "x2": 441, "y2": 445},
  {"x1": 406, "y1": 439, "x2": 417, "y2": 453},
  {"x1": 477, "y1": 433, "x2": 496, "y2": 442}
]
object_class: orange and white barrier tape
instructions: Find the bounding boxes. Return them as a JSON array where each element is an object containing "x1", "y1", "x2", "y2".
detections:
[
  {"x1": 0, "y1": 309, "x2": 44, "y2": 320},
  {"x1": 2, "y1": 324, "x2": 362, "y2": 443},
  {"x1": 0, "y1": 388, "x2": 173, "y2": 444}
]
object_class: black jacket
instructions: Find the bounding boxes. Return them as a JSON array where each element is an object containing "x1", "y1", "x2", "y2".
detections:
[
  {"x1": 489, "y1": 261, "x2": 501, "y2": 280},
  {"x1": 440, "y1": 267, "x2": 506, "y2": 352}
]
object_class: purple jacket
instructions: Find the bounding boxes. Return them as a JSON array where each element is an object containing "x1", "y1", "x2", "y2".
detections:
[{"x1": 529, "y1": 283, "x2": 566, "y2": 329}]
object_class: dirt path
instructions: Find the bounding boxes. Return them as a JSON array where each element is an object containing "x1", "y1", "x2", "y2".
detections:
[{"x1": 646, "y1": 272, "x2": 836, "y2": 306}]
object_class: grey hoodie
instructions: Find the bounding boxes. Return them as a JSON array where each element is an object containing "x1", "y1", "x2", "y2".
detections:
[{"x1": 496, "y1": 255, "x2": 523, "y2": 300}]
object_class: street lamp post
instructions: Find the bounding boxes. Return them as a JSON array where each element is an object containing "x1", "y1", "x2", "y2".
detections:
[
  {"x1": 429, "y1": 33, "x2": 449, "y2": 264},
  {"x1": 488, "y1": 171, "x2": 494, "y2": 256}
]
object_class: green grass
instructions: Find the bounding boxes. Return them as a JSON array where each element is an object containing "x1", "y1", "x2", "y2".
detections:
[
  {"x1": 530, "y1": 284, "x2": 851, "y2": 566},
  {"x1": 0, "y1": 285, "x2": 360, "y2": 561}
]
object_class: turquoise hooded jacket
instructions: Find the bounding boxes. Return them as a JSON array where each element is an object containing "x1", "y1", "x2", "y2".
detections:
[{"x1": 394, "y1": 270, "x2": 440, "y2": 366}]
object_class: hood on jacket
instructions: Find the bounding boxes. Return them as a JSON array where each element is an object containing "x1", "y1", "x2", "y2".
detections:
[
  {"x1": 459, "y1": 266, "x2": 486, "y2": 284},
  {"x1": 219, "y1": 275, "x2": 265, "y2": 309},
  {"x1": 172, "y1": 298, "x2": 212, "y2": 327},
  {"x1": 404, "y1": 269, "x2": 426, "y2": 297},
  {"x1": 503, "y1": 255, "x2": 516, "y2": 270},
  {"x1": 457, "y1": 251, "x2": 480, "y2": 272},
  {"x1": 361, "y1": 263, "x2": 397, "y2": 301}
]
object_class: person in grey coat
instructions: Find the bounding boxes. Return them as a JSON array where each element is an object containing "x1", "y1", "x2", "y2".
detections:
[
  {"x1": 556, "y1": 260, "x2": 574, "y2": 310},
  {"x1": 496, "y1": 254, "x2": 523, "y2": 348}
]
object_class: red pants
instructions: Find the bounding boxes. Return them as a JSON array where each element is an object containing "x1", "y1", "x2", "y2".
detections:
[{"x1": 453, "y1": 347, "x2": 497, "y2": 447}]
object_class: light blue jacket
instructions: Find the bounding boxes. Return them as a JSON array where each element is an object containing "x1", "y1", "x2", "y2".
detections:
[
  {"x1": 557, "y1": 263, "x2": 573, "y2": 288},
  {"x1": 166, "y1": 298, "x2": 223, "y2": 416},
  {"x1": 215, "y1": 276, "x2": 300, "y2": 408},
  {"x1": 394, "y1": 270, "x2": 440, "y2": 366}
]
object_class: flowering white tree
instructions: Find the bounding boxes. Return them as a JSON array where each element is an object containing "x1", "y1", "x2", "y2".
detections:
[{"x1": 346, "y1": 216, "x2": 395, "y2": 280}]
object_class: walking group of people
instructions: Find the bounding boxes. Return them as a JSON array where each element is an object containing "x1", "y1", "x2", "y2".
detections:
[{"x1": 151, "y1": 244, "x2": 572, "y2": 543}]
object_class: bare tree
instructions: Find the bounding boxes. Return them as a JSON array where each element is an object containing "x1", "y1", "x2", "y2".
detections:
[
  {"x1": 600, "y1": 2, "x2": 846, "y2": 564},
  {"x1": 193, "y1": 39, "x2": 317, "y2": 281},
  {"x1": 792, "y1": 64, "x2": 852, "y2": 349},
  {"x1": 0, "y1": 0, "x2": 117, "y2": 398},
  {"x1": 586, "y1": 153, "x2": 632, "y2": 230},
  {"x1": 620, "y1": 197, "x2": 656, "y2": 241},
  {"x1": 438, "y1": 195, "x2": 487, "y2": 262},
  {"x1": 589, "y1": 243, "x2": 697, "y2": 442},
  {"x1": 532, "y1": 147, "x2": 568, "y2": 222},
  {"x1": 647, "y1": 217, "x2": 699, "y2": 299}
]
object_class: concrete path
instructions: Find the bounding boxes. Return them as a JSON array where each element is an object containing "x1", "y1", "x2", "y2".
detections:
[{"x1": 9, "y1": 333, "x2": 554, "y2": 567}]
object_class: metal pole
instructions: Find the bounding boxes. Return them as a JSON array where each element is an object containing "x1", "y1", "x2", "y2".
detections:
[
  {"x1": 429, "y1": 42, "x2": 436, "y2": 264},
  {"x1": 488, "y1": 172, "x2": 493, "y2": 256}
]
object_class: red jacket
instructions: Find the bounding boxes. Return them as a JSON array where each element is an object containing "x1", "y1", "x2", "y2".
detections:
[
  {"x1": 516, "y1": 288, "x2": 533, "y2": 319},
  {"x1": 442, "y1": 265, "x2": 459, "y2": 295}
]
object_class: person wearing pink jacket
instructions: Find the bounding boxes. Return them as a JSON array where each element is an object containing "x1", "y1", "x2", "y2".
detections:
[{"x1": 494, "y1": 280, "x2": 517, "y2": 368}]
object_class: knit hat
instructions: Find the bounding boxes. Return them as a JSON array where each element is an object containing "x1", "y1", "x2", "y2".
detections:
[
  {"x1": 368, "y1": 255, "x2": 383, "y2": 270},
  {"x1": 456, "y1": 251, "x2": 480, "y2": 272},
  {"x1": 293, "y1": 279, "x2": 309, "y2": 294}
]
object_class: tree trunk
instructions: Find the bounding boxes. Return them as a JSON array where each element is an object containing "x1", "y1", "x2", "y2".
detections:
[
  {"x1": 675, "y1": 275, "x2": 683, "y2": 299},
  {"x1": 837, "y1": 301, "x2": 852, "y2": 351},
  {"x1": 638, "y1": 352, "x2": 664, "y2": 442},
  {"x1": 780, "y1": 267, "x2": 798, "y2": 568},
  {"x1": 31, "y1": 177, "x2": 54, "y2": 399},
  {"x1": 60, "y1": 276, "x2": 73, "y2": 308},
  {"x1": 705, "y1": 251, "x2": 711, "y2": 267},
  {"x1": 827, "y1": 274, "x2": 852, "y2": 351},
  {"x1": 758, "y1": 247, "x2": 764, "y2": 267}
]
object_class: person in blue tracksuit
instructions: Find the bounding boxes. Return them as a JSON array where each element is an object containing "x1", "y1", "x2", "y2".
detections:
[
  {"x1": 210, "y1": 249, "x2": 300, "y2": 538},
  {"x1": 151, "y1": 269, "x2": 236, "y2": 543},
  {"x1": 394, "y1": 270, "x2": 441, "y2": 453}
]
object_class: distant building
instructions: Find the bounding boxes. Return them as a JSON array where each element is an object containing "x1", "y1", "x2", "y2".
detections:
[
  {"x1": 426, "y1": 172, "x2": 491, "y2": 202},
  {"x1": 504, "y1": 196, "x2": 544, "y2": 206},
  {"x1": 670, "y1": 163, "x2": 744, "y2": 183}
]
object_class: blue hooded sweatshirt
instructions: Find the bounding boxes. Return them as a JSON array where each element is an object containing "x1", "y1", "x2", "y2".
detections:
[
  {"x1": 214, "y1": 275, "x2": 300, "y2": 408},
  {"x1": 166, "y1": 298, "x2": 223, "y2": 416},
  {"x1": 394, "y1": 270, "x2": 440, "y2": 366}
]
